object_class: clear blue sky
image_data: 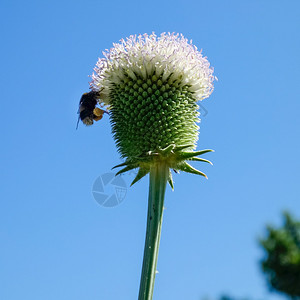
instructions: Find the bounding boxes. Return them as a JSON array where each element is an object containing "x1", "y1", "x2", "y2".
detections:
[{"x1": 0, "y1": 1, "x2": 299, "y2": 300}]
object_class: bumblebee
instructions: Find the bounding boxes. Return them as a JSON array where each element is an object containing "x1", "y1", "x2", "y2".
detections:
[{"x1": 76, "y1": 91, "x2": 108, "y2": 129}]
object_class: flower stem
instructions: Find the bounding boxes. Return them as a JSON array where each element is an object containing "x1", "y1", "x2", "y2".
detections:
[{"x1": 138, "y1": 162, "x2": 169, "y2": 300}]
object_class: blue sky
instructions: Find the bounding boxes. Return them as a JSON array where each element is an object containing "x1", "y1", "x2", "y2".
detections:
[{"x1": 0, "y1": 0, "x2": 299, "y2": 300}]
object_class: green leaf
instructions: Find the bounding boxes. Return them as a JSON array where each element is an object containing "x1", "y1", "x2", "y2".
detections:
[
  {"x1": 115, "y1": 165, "x2": 138, "y2": 176},
  {"x1": 176, "y1": 161, "x2": 208, "y2": 178},
  {"x1": 131, "y1": 167, "x2": 150, "y2": 186},
  {"x1": 159, "y1": 144, "x2": 176, "y2": 155},
  {"x1": 176, "y1": 149, "x2": 214, "y2": 160},
  {"x1": 167, "y1": 169, "x2": 174, "y2": 190},
  {"x1": 188, "y1": 157, "x2": 213, "y2": 165},
  {"x1": 174, "y1": 144, "x2": 195, "y2": 152},
  {"x1": 112, "y1": 161, "x2": 130, "y2": 169},
  {"x1": 194, "y1": 149, "x2": 214, "y2": 156}
]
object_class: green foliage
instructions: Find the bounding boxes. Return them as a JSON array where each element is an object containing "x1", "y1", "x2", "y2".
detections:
[
  {"x1": 219, "y1": 295, "x2": 251, "y2": 300},
  {"x1": 201, "y1": 294, "x2": 255, "y2": 300},
  {"x1": 259, "y1": 212, "x2": 300, "y2": 299},
  {"x1": 113, "y1": 145, "x2": 213, "y2": 187}
]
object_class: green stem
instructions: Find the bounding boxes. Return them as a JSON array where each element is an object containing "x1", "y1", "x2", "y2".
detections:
[{"x1": 138, "y1": 162, "x2": 169, "y2": 300}]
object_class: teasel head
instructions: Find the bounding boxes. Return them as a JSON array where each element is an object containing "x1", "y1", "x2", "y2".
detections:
[{"x1": 90, "y1": 32, "x2": 215, "y2": 188}]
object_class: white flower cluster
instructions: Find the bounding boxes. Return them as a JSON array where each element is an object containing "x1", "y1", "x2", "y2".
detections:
[{"x1": 90, "y1": 32, "x2": 215, "y2": 104}]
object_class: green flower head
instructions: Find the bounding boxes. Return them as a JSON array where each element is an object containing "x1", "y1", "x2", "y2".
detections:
[{"x1": 89, "y1": 32, "x2": 215, "y2": 186}]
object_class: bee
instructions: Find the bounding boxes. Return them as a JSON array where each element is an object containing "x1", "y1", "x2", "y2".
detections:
[{"x1": 76, "y1": 91, "x2": 108, "y2": 129}]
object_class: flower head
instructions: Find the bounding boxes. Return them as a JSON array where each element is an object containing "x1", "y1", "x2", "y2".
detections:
[
  {"x1": 91, "y1": 33, "x2": 214, "y2": 104},
  {"x1": 89, "y1": 32, "x2": 215, "y2": 186}
]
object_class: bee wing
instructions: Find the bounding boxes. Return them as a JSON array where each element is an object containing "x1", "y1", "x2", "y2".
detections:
[{"x1": 76, "y1": 115, "x2": 80, "y2": 130}]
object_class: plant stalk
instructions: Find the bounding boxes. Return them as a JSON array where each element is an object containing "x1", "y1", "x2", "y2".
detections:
[{"x1": 138, "y1": 162, "x2": 169, "y2": 300}]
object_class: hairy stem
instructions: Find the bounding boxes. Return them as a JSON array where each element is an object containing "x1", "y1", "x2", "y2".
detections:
[{"x1": 138, "y1": 162, "x2": 169, "y2": 300}]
